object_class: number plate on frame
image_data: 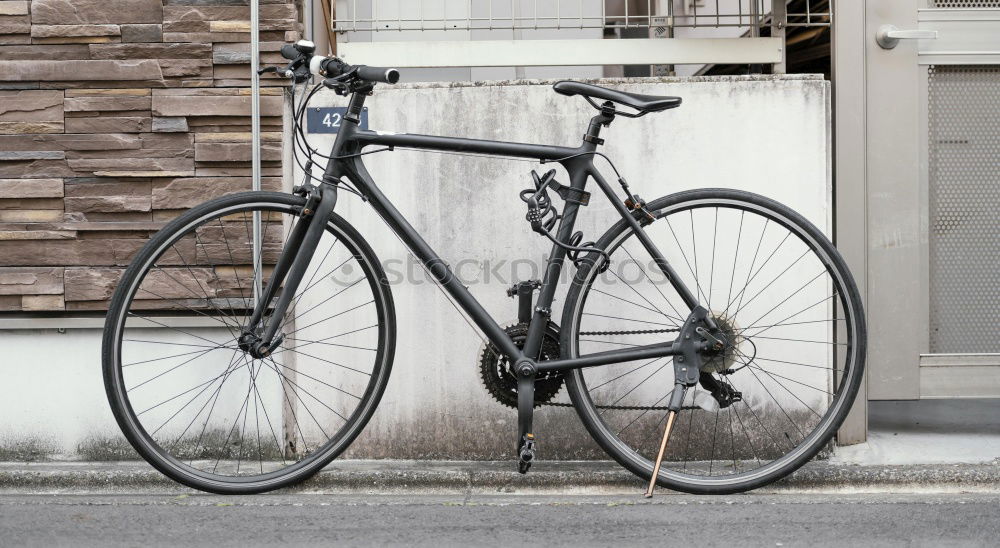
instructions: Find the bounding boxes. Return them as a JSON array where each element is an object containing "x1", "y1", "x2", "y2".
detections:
[{"x1": 307, "y1": 107, "x2": 369, "y2": 134}]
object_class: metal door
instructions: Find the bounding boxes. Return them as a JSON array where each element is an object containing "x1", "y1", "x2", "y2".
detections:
[{"x1": 848, "y1": 1, "x2": 1000, "y2": 402}]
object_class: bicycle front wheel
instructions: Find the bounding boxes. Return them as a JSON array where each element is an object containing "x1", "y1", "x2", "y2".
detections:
[
  {"x1": 102, "y1": 191, "x2": 395, "y2": 494},
  {"x1": 562, "y1": 188, "x2": 865, "y2": 494}
]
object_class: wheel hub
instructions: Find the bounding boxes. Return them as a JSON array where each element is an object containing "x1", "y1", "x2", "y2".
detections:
[
  {"x1": 239, "y1": 331, "x2": 283, "y2": 359},
  {"x1": 699, "y1": 312, "x2": 743, "y2": 374}
]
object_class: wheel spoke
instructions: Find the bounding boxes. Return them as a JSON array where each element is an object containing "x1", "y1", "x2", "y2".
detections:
[
  {"x1": 573, "y1": 197, "x2": 862, "y2": 488},
  {"x1": 282, "y1": 299, "x2": 374, "y2": 338},
  {"x1": 581, "y1": 312, "x2": 677, "y2": 328},
  {"x1": 607, "y1": 261, "x2": 684, "y2": 324},
  {"x1": 259, "y1": 359, "x2": 349, "y2": 422},
  {"x1": 271, "y1": 345, "x2": 373, "y2": 377},
  {"x1": 661, "y1": 216, "x2": 710, "y2": 306},
  {"x1": 615, "y1": 389, "x2": 673, "y2": 437},
  {"x1": 171, "y1": 349, "x2": 245, "y2": 456},
  {"x1": 730, "y1": 248, "x2": 810, "y2": 319},
  {"x1": 110, "y1": 201, "x2": 389, "y2": 485},
  {"x1": 126, "y1": 313, "x2": 236, "y2": 349},
  {"x1": 589, "y1": 357, "x2": 666, "y2": 391}
]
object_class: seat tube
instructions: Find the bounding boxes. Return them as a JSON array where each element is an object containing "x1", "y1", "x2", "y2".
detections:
[{"x1": 521, "y1": 155, "x2": 592, "y2": 358}]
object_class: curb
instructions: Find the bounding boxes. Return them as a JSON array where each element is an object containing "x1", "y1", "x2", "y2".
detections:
[{"x1": 1, "y1": 460, "x2": 998, "y2": 494}]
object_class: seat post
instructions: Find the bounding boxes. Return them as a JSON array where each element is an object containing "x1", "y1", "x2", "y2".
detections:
[{"x1": 583, "y1": 101, "x2": 617, "y2": 146}]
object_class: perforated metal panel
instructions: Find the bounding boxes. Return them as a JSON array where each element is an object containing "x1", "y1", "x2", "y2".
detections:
[
  {"x1": 930, "y1": 1, "x2": 1000, "y2": 7},
  {"x1": 927, "y1": 65, "x2": 1000, "y2": 353}
]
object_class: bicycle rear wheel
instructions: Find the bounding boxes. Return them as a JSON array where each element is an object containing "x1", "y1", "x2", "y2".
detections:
[
  {"x1": 102, "y1": 191, "x2": 395, "y2": 494},
  {"x1": 562, "y1": 188, "x2": 865, "y2": 494}
]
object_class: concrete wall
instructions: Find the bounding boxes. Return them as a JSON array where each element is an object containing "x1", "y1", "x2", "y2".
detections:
[
  {"x1": 305, "y1": 75, "x2": 832, "y2": 459},
  {"x1": 0, "y1": 74, "x2": 831, "y2": 460}
]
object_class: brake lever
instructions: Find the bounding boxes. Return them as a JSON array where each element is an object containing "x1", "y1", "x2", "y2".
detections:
[
  {"x1": 322, "y1": 69, "x2": 359, "y2": 96},
  {"x1": 257, "y1": 65, "x2": 298, "y2": 79}
]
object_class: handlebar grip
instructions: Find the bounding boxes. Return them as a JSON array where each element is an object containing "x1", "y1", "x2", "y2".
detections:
[
  {"x1": 280, "y1": 44, "x2": 299, "y2": 61},
  {"x1": 355, "y1": 65, "x2": 400, "y2": 84},
  {"x1": 310, "y1": 56, "x2": 401, "y2": 84}
]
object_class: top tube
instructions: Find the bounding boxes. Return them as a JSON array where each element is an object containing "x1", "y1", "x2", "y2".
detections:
[{"x1": 352, "y1": 129, "x2": 585, "y2": 162}]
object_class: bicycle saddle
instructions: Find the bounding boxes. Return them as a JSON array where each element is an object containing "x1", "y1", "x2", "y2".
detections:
[{"x1": 553, "y1": 81, "x2": 682, "y2": 113}]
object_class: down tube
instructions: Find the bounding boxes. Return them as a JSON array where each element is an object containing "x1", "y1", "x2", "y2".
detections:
[{"x1": 342, "y1": 158, "x2": 525, "y2": 361}]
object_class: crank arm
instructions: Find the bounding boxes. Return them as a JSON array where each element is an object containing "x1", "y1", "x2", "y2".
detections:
[{"x1": 516, "y1": 360, "x2": 537, "y2": 473}]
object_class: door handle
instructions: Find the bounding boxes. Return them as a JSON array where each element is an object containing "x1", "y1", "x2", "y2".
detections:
[{"x1": 876, "y1": 25, "x2": 938, "y2": 49}]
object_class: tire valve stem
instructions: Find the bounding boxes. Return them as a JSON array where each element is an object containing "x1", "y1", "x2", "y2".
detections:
[{"x1": 645, "y1": 409, "x2": 678, "y2": 499}]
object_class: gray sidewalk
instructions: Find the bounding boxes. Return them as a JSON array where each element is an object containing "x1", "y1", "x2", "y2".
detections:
[{"x1": 2, "y1": 459, "x2": 998, "y2": 494}]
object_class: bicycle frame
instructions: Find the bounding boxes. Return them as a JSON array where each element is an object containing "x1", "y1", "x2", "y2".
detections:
[{"x1": 245, "y1": 87, "x2": 715, "y2": 443}]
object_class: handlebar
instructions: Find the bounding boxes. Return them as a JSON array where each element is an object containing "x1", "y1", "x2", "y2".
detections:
[
  {"x1": 312, "y1": 56, "x2": 400, "y2": 85},
  {"x1": 277, "y1": 40, "x2": 399, "y2": 86},
  {"x1": 354, "y1": 65, "x2": 401, "y2": 85}
]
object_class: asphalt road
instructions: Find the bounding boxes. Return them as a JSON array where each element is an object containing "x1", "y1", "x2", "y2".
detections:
[{"x1": 1, "y1": 493, "x2": 997, "y2": 547}]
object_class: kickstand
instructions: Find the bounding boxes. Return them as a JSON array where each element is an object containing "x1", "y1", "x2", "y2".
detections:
[{"x1": 645, "y1": 383, "x2": 687, "y2": 498}]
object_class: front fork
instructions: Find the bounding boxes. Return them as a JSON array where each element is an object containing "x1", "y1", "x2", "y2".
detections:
[{"x1": 239, "y1": 183, "x2": 338, "y2": 357}]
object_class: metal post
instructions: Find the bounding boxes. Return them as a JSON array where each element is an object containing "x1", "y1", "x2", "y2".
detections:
[
  {"x1": 251, "y1": 0, "x2": 263, "y2": 302},
  {"x1": 304, "y1": 0, "x2": 314, "y2": 41},
  {"x1": 830, "y1": 0, "x2": 868, "y2": 445},
  {"x1": 772, "y1": 0, "x2": 787, "y2": 74},
  {"x1": 650, "y1": 0, "x2": 674, "y2": 76},
  {"x1": 512, "y1": 0, "x2": 525, "y2": 79}
]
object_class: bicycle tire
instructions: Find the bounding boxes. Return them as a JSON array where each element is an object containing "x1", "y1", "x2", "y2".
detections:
[
  {"x1": 102, "y1": 191, "x2": 396, "y2": 494},
  {"x1": 562, "y1": 188, "x2": 866, "y2": 494}
]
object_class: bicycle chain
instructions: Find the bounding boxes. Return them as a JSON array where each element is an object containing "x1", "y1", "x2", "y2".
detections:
[
  {"x1": 480, "y1": 326, "x2": 684, "y2": 411},
  {"x1": 578, "y1": 327, "x2": 681, "y2": 337},
  {"x1": 540, "y1": 401, "x2": 700, "y2": 411}
]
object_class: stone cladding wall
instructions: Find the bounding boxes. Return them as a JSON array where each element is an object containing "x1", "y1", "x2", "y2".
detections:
[{"x1": 0, "y1": 0, "x2": 299, "y2": 312}]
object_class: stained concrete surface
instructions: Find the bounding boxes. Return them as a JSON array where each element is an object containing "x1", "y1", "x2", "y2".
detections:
[
  {"x1": 833, "y1": 399, "x2": 1000, "y2": 466},
  {"x1": 1, "y1": 493, "x2": 997, "y2": 547},
  {"x1": 2, "y1": 459, "x2": 999, "y2": 496}
]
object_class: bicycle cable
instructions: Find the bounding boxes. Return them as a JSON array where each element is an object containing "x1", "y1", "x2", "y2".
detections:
[{"x1": 287, "y1": 81, "x2": 391, "y2": 201}]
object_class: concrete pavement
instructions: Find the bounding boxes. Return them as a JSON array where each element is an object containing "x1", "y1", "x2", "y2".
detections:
[
  {"x1": 1, "y1": 492, "x2": 998, "y2": 547},
  {"x1": 1, "y1": 459, "x2": 999, "y2": 495}
]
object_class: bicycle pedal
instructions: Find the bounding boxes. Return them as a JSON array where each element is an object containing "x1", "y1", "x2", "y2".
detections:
[{"x1": 517, "y1": 433, "x2": 536, "y2": 474}]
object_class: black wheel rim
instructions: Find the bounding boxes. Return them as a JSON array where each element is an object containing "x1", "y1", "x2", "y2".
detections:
[
  {"x1": 567, "y1": 195, "x2": 863, "y2": 488},
  {"x1": 107, "y1": 199, "x2": 392, "y2": 488}
]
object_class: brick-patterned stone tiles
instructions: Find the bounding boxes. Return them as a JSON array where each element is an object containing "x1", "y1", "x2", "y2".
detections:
[{"x1": 0, "y1": 0, "x2": 299, "y2": 312}]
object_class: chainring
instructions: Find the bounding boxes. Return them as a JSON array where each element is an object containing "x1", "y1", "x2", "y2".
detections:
[{"x1": 478, "y1": 322, "x2": 565, "y2": 409}]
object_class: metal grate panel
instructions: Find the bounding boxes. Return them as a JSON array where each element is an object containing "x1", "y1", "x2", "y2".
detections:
[
  {"x1": 927, "y1": 65, "x2": 1000, "y2": 353},
  {"x1": 930, "y1": 1, "x2": 1000, "y2": 7},
  {"x1": 331, "y1": 0, "x2": 830, "y2": 32}
]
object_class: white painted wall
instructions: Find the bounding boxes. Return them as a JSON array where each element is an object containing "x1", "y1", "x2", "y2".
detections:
[{"x1": 0, "y1": 75, "x2": 831, "y2": 460}]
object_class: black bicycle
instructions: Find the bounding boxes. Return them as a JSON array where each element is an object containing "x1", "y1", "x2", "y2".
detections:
[{"x1": 102, "y1": 40, "x2": 866, "y2": 496}]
